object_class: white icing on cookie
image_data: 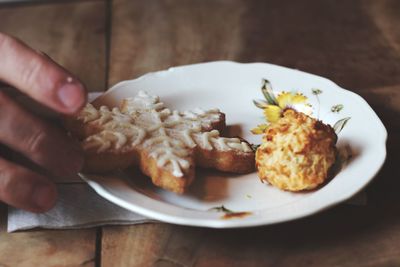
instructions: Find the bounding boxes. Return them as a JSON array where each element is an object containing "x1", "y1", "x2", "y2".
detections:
[
  {"x1": 76, "y1": 91, "x2": 252, "y2": 177},
  {"x1": 83, "y1": 130, "x2": 128, "y2": 152},
  {"x1": 78, "y1": 104, "x2": 99, "y2": 123}
]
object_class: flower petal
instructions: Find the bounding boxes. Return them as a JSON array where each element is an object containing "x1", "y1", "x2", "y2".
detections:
[
  {"x1": 251, "y1": 124, "x2": 269, "y2": 134},
  {"x1": 276, "y1": 92, "x2": 293, "y2": 109},
  {"x1": 292, "y1": 93, "x2": 308, "y2": 104},
  {"x1": 263, "y1": 105, "x2": 282, "y2": 123}
]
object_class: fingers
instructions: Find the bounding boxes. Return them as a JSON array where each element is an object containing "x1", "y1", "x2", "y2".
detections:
[
  {"x1": 0, "y1": 157, "x2": 57, "y2": 212},
  {"x1": 0, "y1": 92, "x2": 84, "y2": 177},
  {"x1": 0, "y1": 33, "x2": 87, "y2": 114}
]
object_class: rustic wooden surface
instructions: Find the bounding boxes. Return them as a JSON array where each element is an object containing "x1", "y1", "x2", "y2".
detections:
[
  {"x1": 1, "y1": 0, "x2": 400, "y2": 266},
  {"x1": 0, "y1": 0, "x2": 107, "y2": 92}
]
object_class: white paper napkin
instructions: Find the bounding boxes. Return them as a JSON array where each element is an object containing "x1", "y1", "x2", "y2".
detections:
[{"x1": 7, "y1": 184, "x2": 154, "y2": 232}]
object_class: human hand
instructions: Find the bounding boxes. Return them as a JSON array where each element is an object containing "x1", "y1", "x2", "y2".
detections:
[{"x1": 0, "y1": 33, "x2": 86, "y2": 212}]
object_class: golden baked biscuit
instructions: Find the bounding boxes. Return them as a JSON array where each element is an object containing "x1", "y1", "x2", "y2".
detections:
[
  {"x1": 66, "y1": 91, "x2": 255, "y2": 194},
  {"x1": 256, "y1": 109, "x2": 337, "y2": 191}
]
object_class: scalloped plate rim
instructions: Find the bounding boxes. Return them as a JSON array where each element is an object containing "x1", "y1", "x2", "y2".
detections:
[{"x1": 81, "y1": 61, "x2": 387, "y2": 228}]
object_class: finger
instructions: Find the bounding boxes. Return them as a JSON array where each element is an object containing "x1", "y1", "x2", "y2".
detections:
[
  {"x1": 0, "y1": 92, "x2": 84, "y2": 177},
  {"x1": 0, "y1": 33, "x2": 87, "y2": 114},
  {"x1": 0, "y1": 157, "x2": 57, "y2": 212}
]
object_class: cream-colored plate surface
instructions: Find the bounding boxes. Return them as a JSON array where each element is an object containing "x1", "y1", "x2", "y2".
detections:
[{"x1": 80, "y1": 61, "x2": 387, "y2": 228}]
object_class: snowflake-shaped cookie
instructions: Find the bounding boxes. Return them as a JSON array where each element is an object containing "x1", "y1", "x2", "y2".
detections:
[{"x1": 67, "y1": 91, "x2": 255, "y2": 193}]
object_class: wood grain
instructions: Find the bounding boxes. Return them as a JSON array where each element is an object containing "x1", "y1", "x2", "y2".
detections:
[
  {"x1": 0, "y1": 229, "x2": 96, "y2": 267},
  {"x1": 0, "y1": 1, "x2": 106, "y2": 266},
  {"x1": 108, "y1": 0, "x2": 247, "y2": 86},
  {"x1": 100, "y1": 204, "x2": 400, "y2": 267},
  {"x1": 102, "y1": 205, "x2": 400, "y2": 267},
  {"x1": 102, "y1": 0, "x2": 400, "y2": 266},
  {"x1": 0, "y1": 0, "x2": 106, "y2": 92},
  {"x1": 235, "y1": 0, "x2": 400, "y2": 90},
  {"x1": 108, "y1": 0, "x2": 400, "y2": 90},
  {"x1": 366, "y1": 0, "x2": 400, "y2": 55}
]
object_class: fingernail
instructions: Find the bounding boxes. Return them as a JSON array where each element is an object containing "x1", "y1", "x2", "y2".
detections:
[
  {"x1": 58, "y1": 78, "x2": 85, "y2": 111},
  {"x1": 32, "y1": 183, "x2": 57, "y2": 211}
]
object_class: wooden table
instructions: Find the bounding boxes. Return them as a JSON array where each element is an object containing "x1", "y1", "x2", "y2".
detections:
[{"x1": 0, "y1": 0, "x2": 399, "y2": 266}]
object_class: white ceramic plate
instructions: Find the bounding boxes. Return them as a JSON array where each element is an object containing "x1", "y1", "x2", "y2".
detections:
[{"x1": 80, "y1": 61, "x2": 387, "y2": 228}]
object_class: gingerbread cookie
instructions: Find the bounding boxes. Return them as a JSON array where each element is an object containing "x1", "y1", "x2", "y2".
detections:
[{"x1": 67, "y1": 91, "x2": 255, "y2": 193}]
